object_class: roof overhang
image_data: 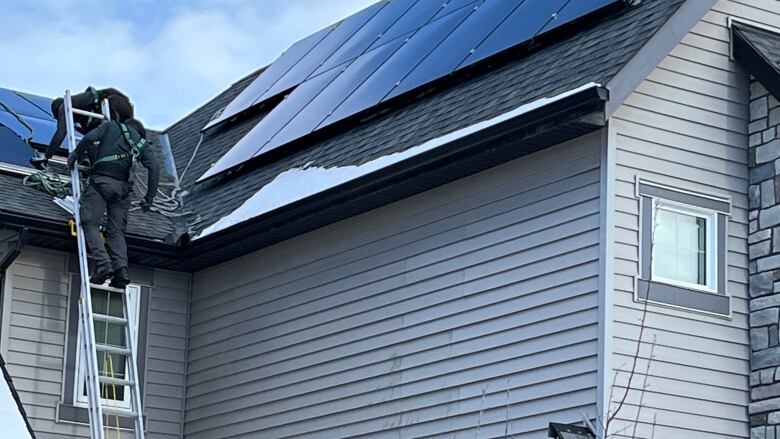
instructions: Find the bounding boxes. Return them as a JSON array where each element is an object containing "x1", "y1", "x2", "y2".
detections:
[
  {"x1": 0, "y1": 210, "x2": 182, "y2": 268},
  {"x1": 0, "y1": 85, "x2": 608, "y2": 271},
  {"x1": 732, "y1": 21, "x2": 780, "y2": 99},
  {"x1": 177, "y1": 85, "x2": 609, "y2": 271}
]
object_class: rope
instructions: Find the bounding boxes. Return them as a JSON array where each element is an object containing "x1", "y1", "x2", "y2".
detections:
[
  {"x1": 102, "y1": 352, "x2": 120, "y2": 438},
  {"x1": 130, "y1": 170, "x2": 190, "y2": 218},
  {"x1": 177, "y1": 133, "x2": 204, "y2": 184},
  {"x1": 22, "y1": 168, "x2": 72, "y2": 198}
]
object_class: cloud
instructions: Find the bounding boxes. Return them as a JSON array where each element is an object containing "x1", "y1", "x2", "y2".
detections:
[{"x1": 0, "y1": 0, "x2": 375, "y2": 129}]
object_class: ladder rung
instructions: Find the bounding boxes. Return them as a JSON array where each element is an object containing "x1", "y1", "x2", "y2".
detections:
[
  {"x1": 89, "y1": 283, "x2": 126, "y2": 294},
  {"x1": 98, "y1": 376, "x2": 135, "y2": 387},
  {"x1": 96, "y1": 344, "x2": 131, "y2": 355},
  {"x1": 101, "y1": 406, "x2": 138, "y2": 419},
  {"x1": 92, "y1": 314, "x2": 128, "y2": 325},
  {"x1": 72, "y1": 108, "x2": 105, "y2": 119}
]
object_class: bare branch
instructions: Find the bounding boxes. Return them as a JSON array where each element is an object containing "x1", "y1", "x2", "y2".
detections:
[
  {"x1": 630, "y1": 334, "x2": 657, "y2": 438},
  {"x1": 606, "y1": 200, "x2": 660, "y2": 435}
]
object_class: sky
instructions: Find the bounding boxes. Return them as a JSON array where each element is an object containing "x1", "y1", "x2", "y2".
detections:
[
  {"x1": 0, "y1": 374, "x2": 32, "y2": 439},
  {"x1": 0, "y1": 0, "x2": 376, "y2": 130}
]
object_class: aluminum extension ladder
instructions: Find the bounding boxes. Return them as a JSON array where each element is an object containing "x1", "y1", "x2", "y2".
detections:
[{"x1": 63, "y1": 90, "x2": 146, "y2": 439}]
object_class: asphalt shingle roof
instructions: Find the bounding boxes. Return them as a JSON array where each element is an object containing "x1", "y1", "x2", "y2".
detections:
[{"x1": 1, "y1": 0, "x2": 685, "y2": 250}]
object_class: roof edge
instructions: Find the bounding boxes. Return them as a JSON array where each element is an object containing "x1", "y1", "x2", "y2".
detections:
[
  {"x1": 179, "y1": 85, "x2": 609, "y2": 271},
  {"x1": 732, "y1": 22, "x2": 780, "y2": 99},
  {"x1": 605, "y1": 0, "x2": 717, "y2": 117}
]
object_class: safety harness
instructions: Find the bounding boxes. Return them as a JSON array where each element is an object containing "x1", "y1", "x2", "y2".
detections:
[
  {"x1": 93, "y1": 122, "x2": 147, "y2": 165},
  {"x1": 84, "y1": 86, "x2": 101, "y2": 128}
]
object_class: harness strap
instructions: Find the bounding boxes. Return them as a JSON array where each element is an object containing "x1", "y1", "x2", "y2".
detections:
[
  {"x1": 93, "y1": 122, "x2": 147, "y2": 165},
  {"x1": 87, "y1": 86, "x2": 100, "y2": 105},
  {"x1": 94, "y1": 151, "x2": 134, "y2": 165},
  {"x1": 85, "y1": 86, "x2": 100, "y2": 127}
]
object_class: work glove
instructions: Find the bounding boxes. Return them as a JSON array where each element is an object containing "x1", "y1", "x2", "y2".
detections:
[
  {"x1": 30, "y1": 155, "x2": 48, "y2": 170},
  {"x1": 66, "y1": 152, "x2": 77, "y2": 169},
  {"x1": 139, "y1": 196, "x2": 154, "y2": 213}
]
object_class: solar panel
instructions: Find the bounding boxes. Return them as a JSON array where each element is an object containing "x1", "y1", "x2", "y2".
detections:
[
  {"x1": 14, "y1": 90, "x2": 54, "y2": 116},
  {"x1": 322, "y1": 5, "x2": 474, "y2": 128},
  {"x1": 458, "y1": 0, "x2": 568, "y2": 67},
  {"x1": 541, "y1": 0, "x2": 620, "y2": 34},
  {"x1": 432, "y1": 0, "x2": 480, "y2": 19},
  {"x1": 256, "y1": 1, "x2": 387, "y2": 105},
  {"x1": 0, "y1": 88, "x2": 51, "y2": 120},
  {"x1": 263, "y1": 35, "x2": 408, "y2": 155},
  {"x1": 203, "y1": 26, "x2": 334, "y2": 130},
  {"x1": 366, "y1": 0, "x2": 446, "y2": 50},
  {"x1": 385, "y1": 0, "x2": 519, "y2": 100},
  {"x1": 199, "y1": 67, "x2": 344, "y2": 181},
  {"x1": 310, "y1": 0, "x2": 415, "y2": 77},
  {"x1": 198, "y1": 0, "x2": 622, "y2": 182},
  {"x1": 0, "y1": 125, "x2": 34, "y2": 168},
  {"x1": 0, "y1": 88, "x2": 59, "y2": 150}
]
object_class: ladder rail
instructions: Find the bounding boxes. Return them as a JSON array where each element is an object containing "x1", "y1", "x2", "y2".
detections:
[
  {"x1": 65, "y1": 90, "x2": 106, "y2": 438},
  {"x1": 98, "y1": 98, "x2": 146, "y2": 436},
  {"x1": 123, "y1": 288, "x2": 145, "y2": 436}
]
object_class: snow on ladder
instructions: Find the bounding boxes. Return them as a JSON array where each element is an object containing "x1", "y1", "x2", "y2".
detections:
[{"x1": 64, "y1": 91, "x2": 146, "y2": 439}]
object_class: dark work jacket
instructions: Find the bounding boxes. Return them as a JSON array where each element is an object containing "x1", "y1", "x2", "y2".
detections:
[
  {"x1": 45, "y1": 87, "x2": 132, "y2": 159},
  {"x1": 73, "y1": 120, "x2": 159, "y2": 201}
]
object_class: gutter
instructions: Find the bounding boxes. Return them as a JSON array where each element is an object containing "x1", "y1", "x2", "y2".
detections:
[
  {"x1": 0, "y1": 210, "x2": 181, "y2": 264},
  {"x1": 181, "y1": 85, "x2": 609, "y2": 270}
]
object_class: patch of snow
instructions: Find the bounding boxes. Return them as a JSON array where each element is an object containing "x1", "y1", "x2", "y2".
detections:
[{"x1": 196, "y1": 82, "x2": 601, "y2": 239}]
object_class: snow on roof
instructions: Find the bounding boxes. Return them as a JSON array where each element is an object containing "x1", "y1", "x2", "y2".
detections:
[{"x1": 196, "y1": 82, "x2": 601, "y2": 239}]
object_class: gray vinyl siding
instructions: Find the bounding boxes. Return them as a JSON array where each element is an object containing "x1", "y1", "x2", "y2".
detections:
[
  {"x1": 605, "y1": 1, "x2": 777, "y2": 436},
  {"x1": 185, "y1": 132, "x2": 603, "y2": 439},
  {"x1": 145, "y1": 270, "x2": 189, "y2": 438},
  {"x1": 1, "y1": 246, "x2": 190, "y2": 439}
]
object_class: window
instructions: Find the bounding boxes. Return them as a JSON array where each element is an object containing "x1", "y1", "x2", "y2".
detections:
[
  {"x1": 74, "y1": 285, "x2": 140, "y2": 409},
  {"x1": 636, "y1": 179, "x2": 731, "y2": 317},
  {"x1": 651, "y1": 202, "x2": 716, "y2": 291}
]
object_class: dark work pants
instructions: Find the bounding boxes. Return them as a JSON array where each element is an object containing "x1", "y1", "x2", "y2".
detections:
[{"x1": 80, "y1": 175, "x2": 131, "y2": 271}]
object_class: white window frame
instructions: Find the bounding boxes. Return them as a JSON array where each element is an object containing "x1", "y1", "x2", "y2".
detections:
[
  {"x1": 73, "y1": 284, "x2": 141, "y2": 410},
  {"x1": 650, "y1": 199, "x2": 718, "y2": 293}
]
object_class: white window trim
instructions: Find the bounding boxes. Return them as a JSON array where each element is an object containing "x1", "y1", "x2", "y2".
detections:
[
  {"x1": 650, "y1": 199, "x2": 718, "y2": 293},
  {"x1": 73, "y1": 284, "x2": 141, "y2": 410}
]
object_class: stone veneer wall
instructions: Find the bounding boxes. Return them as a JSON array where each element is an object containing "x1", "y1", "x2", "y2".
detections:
[{"x1": 748, "y1": 79, "x2": 780, "y2": 437}]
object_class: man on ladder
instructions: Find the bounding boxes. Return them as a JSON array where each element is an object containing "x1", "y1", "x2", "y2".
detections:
[
  {"x1": 67, "y1": 116, "x2": 159, "y2": 287},
  {"x1": 64, "y1": 91, "x2": 147, "y2": 439},
  {"x1": 31, "y1": 86, "x2": 133, "y2": 170}
]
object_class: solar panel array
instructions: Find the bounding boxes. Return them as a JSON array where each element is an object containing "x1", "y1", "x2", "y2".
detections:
[
  {"x1": 198, "y1": 0, "x2": 621, "y2": 182},
  {"x1": 0, "y1": 88, "x2": 58, "y2": 169}
]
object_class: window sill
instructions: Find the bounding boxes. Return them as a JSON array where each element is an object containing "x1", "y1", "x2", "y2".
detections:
[
  {"x1": 56, "y1": 401, "x2": 144, "y2": 430},
  {"x1": 635, "y1": 278, "x2": 731, "y2": 318}
]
